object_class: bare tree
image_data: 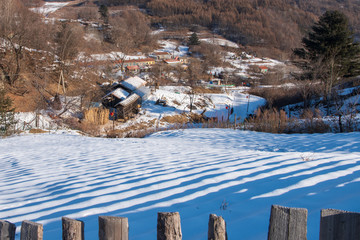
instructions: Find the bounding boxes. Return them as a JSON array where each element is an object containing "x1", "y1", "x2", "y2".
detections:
[
  {"x1": 54, "y1": 23, "x2": 84, "y2": 94},
  {"x1": 107, "y1": 11, "x2": 155, "y2": 71},
  {"x1": 0, "y1": 0, "x2": 46, "y2": 89}
]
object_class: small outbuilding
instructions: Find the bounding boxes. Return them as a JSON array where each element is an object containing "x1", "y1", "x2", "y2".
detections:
[{"x1": 114, "y1": 93, "x2": 141, "y2": 119}]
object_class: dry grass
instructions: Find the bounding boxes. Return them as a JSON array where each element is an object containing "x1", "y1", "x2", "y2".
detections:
[
  {"x1": 84, "y1": 107, "x2": 109, "y2": 125},
  {"x1": 193, "y1": 86, "x2": 223, "y2": 94},
  {"x1": 301, "y1": 109, "x2": 331, "y2": 133},
  {"x1": 244, "y1": 107, "x2": 331, "y2": 134},
  {"x1": 29, "y1": 129, "x2": 48, "y2": 134},
  {"x1": 244, "y1": 108, "x2": 291, "y2": 133}
]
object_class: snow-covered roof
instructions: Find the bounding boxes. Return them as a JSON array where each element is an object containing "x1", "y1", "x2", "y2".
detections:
[
  {"x1": 105, "y1": 88, "x2": 130, "y2": 101},
  {"x1": 135, "y1": 86, "x2": 151, "y2": 100},
  {"x1": 116, "y1": 93, "x2": 140, "y2": 107},
  {"x1": 164, "y1": 59, "x2": 181, "y2": 64},
  {"x1": 120, "y1": 76, "x2": 147, "y2": 91}
]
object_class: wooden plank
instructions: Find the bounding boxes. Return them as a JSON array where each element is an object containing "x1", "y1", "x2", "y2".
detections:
[
  {"x1": 98, "y1": 216, "x2": 128, "y2": 240},
  {"x1": 208, "y1": 214, "x2": 227, "y2": 240},
  {"x1": 20, "y1": 221, "x2": 43, "y2": 240},
  {"x1": 0, "y1": 220, "x2": 16, "y2": 240},
  {"x1": 320, "y1": 209, "x2": 360, "y2": 240},
  {"x1": 62, "y1": 217, "x2": 84, "y2": 240},
  {"x1": 157, "y1": 212, "x2": 182, "y2": 240},
  {"x1": 268, "y1": 205, "x2": 307, "y2": 240}
]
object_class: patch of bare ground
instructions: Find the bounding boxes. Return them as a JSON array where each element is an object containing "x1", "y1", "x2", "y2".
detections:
[{"x1": 29, "y1": 128, "x2": 48, "y2": 134}]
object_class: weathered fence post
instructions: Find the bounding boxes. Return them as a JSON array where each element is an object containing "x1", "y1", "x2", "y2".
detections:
[
  {"x1": 268, "y1": 205, "x2": 307, "y2": 240},
  {"x1": 62, "y1": 217, "x2": 84, "y2": 240},
  {"x1": 98, "y1": 216, "x2": 128, "y2": 240},
  {"x1": 157, "y1": 212, "x2": 182, "y2": 240},
  {"x1": 208, "y1": 214, "x2": 227, "y2": 240},
  {"x1": 0, "y1": 220, "x2": 16, "y2": 240},
  {"x1": 20, "y1": 220, "x2": 43, "y2": 240},
  {"x1": 320, "y1": 208, "x2": 360, "y2": 240}
]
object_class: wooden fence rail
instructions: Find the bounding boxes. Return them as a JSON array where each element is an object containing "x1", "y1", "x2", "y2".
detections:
[{"x1": 1, "y1": 205, "x2": 359, "y2": 240}]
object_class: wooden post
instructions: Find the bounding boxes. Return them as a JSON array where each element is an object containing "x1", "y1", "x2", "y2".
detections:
[
  {"x1": 62, "y1": 217, "x2": 84, "y2": 240},
  {"x1": 20, "y1": 220, "x2": 43, "y2": 240},
  {"x1": 98, "y1": 216, "x2": 128, "y2": 240},
  {"x1": 268, "y1": 205, "x2": 307, "y2": 240},
  {"x1": 320, "y1": 209, "x2": 360, "y2": 240},
  {"x1": 157, "y1": 212, "x2": 182, "y2": 240},
  {"x1": 208, "y1": 214, "x2": 227, "y2": 240},
  {"x1": 0, "y1": 220, "x2": 16, "y2": 240}
]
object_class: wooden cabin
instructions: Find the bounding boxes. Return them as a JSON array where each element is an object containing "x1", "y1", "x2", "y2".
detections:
[{"x1": 114, "y1": 93, "x2": 141, "y2": 119}]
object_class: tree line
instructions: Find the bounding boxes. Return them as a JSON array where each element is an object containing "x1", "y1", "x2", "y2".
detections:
[{"x1": 144, "y1": 0, "x2": 359, "y2": 58}]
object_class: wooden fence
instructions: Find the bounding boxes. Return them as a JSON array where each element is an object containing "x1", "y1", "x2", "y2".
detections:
[{"x1": 1, "y1": 205, "x2": 359, "y2": 240}]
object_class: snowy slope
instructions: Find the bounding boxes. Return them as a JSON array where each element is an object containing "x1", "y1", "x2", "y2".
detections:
[{"x1": 1, "y1": 129, "x2": 360, "y2": 239}]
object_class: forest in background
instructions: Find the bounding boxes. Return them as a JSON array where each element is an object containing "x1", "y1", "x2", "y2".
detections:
[{"x1": 88, "y1": 0, "x2": 360, "y2": 59}]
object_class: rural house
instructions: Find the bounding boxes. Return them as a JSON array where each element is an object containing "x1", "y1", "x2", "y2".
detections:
[
  {"x1": 259, "y1": 66, "x2": 269, "y2": 73},
  {"x1": 151, "y1": 52, "x2": 172, "y2": 61},
  {"x1": 102, "y1": 76, "x2": 149, "y2": 120},
  {"x1": 115, "y1": 58, "x2": 155, "y2": 71}
]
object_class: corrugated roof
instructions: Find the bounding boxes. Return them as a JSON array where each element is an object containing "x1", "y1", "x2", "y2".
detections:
[
  {"x1": 117, "y1": 93, "x2": 140, "y2": 107},
  {"x1": 105, "y1": 88, "x2": 130, "y2": 100},
  {"x1": 120, "y1": 76, "x2": 147, "y2": 91}
]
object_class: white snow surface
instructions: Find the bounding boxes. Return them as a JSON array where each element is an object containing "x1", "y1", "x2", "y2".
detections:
[
  {"x1": 30, "y1": 2, "x2": 69, "y2": 16},
  {"x1": 120, "y1": 76, "x2": 147, "y2": 91},
  {"x1": 200, "y1": 38, "x2": 239, "y2": 48},
  {"x1": 1, "y1": 129, "x2": 360, "y2": 239}
]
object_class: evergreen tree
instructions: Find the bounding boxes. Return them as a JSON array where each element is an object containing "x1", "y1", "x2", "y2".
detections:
[
  {"x1": 99, "y1": 5, "x2": 109, "y2": 24},
  {"x1": 188, "y1": 32, "x2": 200, "y2": 46},
  {"x1": 294, "y1": 10, "x2": 360, "y2": 99},
  {"x1": 0, "y1": 89, "x2": 17, "y2": 136}
]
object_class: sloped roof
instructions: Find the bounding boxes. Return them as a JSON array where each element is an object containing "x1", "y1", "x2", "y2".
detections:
[
  {"x1": 164, "y1": 59, "x2": 181, "y2": 64},
  {"x1": 120, "y1": 76, "x2": 147, "y2": 91},
  {"x1": 154, "y1": 52, "x2": 171, "y2": 55},
  {"x1": 116, "y1": 93, "x2": 140, "y2": 107},
  {"x1": 104, "y1": 88, "x2": 130, "y2": 101},
  {"x1": 126, "y1": 65, "x2": 140, "y2": 70}
]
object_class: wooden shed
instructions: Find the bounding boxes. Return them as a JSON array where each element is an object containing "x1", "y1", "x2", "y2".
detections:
[{"x1": 114, "y1": 93, "x2": 141, "y2": 119}]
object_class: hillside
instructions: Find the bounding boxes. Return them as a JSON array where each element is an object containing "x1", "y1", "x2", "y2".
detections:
[{"x1": 92, "y1": 0, "x2": 360, "y2": 58}]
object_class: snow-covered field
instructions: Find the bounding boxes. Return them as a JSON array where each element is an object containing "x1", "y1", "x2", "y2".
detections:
[{"x1": 1, "y1": 129, "x2": 360, "y2": 239}]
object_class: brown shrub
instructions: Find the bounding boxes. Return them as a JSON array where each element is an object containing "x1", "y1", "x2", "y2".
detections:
[
  {"x1": 301, "y1": 109, "x2": 331, "y2": 133},
  {"x1": 244, "y1": 108, "x2": 291, "y2": 133},
  {"x1": 249, "y1": 86, "x2": 303, "y2": 108}
]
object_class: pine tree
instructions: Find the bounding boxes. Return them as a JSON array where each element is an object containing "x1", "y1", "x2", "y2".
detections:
[
  {"x1": 188, "y1": 32, "x2": 200, "y2": 46},
  {"x1": 0, "y1": 89, "x2": 17, "y2": 136},
  {"x1": 294, "y1": 10, "x2": 360, "y2": 99},
  {"x1": 99, "y1": 5, "x2": 109, "y2": 24}
]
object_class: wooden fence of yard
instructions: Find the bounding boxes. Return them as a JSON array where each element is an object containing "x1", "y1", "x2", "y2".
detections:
[{"x1": 1, "y1": 205, "x2": 359, "y2": 240}]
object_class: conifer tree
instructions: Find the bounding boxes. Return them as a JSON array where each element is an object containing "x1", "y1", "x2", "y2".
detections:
[
  {"x1": 294, "y1": 10, "x2": 360, "y2": 99},
  {"x1": 188, "y1": 32, "x2": 200, "y2": 46},
  {"x1": 0, "y1": 89, "x2": 17, "y2": 136}
]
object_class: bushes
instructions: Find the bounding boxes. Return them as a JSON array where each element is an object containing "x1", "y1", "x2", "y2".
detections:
[
  {"x1": 244, "y1": 108, "x2": 332, "y2": 133},
  {"x1": 248, "y1": 86, "x2": 303, "y2": 109},
  {"x1": 244, "y1": 108, "x2": 291, "y2": 133}
]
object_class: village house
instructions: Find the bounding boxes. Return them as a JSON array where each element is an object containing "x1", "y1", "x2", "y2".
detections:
[
  {"x1": 102, "y1": 76, "x2": 149, "y2": 120},
  {"x1": 115, "y1": 58, "x2": 155, "y2": 71},
  {"x1": 259, "y1": 66, "x2": 269, "y2": 73},
  {"x1": 151, "y1": 52, "x2": 172, "y2": 61},
  {"x1": 163, "y1": 58, "x2": 182, "y2": 65}
]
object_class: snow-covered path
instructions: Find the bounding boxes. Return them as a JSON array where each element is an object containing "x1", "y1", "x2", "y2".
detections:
[{"x1": 1, "y1": 129, "x2": 360, "y2": 239}]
